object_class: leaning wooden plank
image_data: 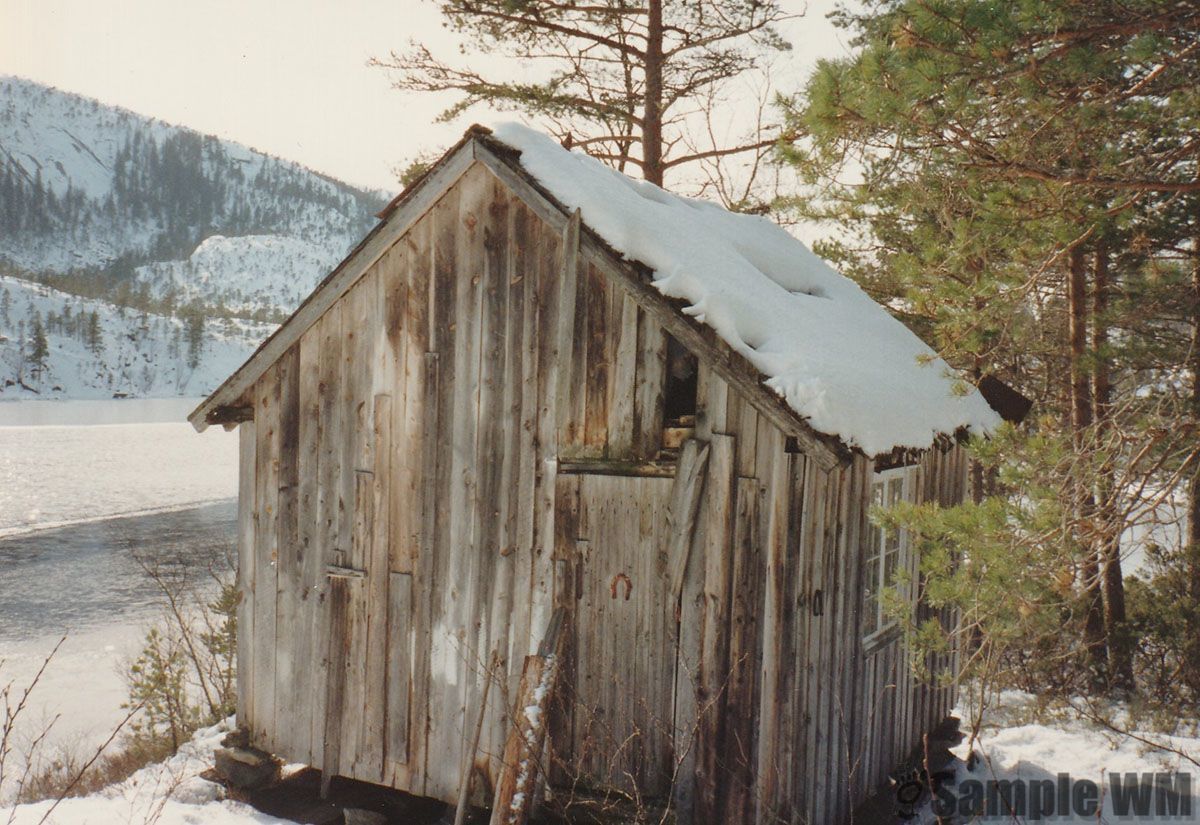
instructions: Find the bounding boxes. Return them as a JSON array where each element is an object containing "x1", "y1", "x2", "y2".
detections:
[
  {"x1": 666, "y1": 439, "x2": 711, "y2": 603},
  {"x1": 489, "y1": 608, "x2": 566, "y2": 825},
  {"x1": 454, "y1": 649, "x2": 500, "y2": 825},
  {"x1": 189, "y1": 141, "x2": 477, "y2": 431}
]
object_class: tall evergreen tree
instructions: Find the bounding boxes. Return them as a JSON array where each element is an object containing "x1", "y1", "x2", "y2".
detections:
[
  {"x1": 786, "y1": 0, "x2": 1199, "y2": 695},
  {"x1": 28, "y1": 313, "x2": 49, "y2": 380},
  {"x1": 184, "y1": 308, "x2": 205, "y2": 370},
  {"x1": 374, "y1": 0, "x2": 796, "y2": 200}
]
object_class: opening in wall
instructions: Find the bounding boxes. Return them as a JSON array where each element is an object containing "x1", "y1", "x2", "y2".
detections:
[
  {"x1": 663, "y1": 334, "x2": 698, "y2": 426},
  {"x1": 661, "y1": 335, "x2": 698, "y2": 453}
]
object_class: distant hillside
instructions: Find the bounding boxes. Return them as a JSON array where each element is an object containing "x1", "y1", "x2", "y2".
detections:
[
  {"x1": 0, "y1": 76, "x2": 392, "y2": 398},
  {"x1": 0, "y1": 275, "x2": 271, "y2": 400}
]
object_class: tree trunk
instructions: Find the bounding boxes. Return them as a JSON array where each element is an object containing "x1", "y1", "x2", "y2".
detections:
[
  {"x1": 1068, "y1": 245, "x2": 1108, "y2": 679},
  {"x1": 642, "y1": 0, "x2": 664, "y2": 186},
  {"x1": 1185, "y1": 196, "x2": 1200, "y2": 698},
  {"x1": 1093, "y1": 245, "x2": 1131, "y2": 689},
  {"x1": 1190, "y1": 209, "x2": 1200, "y2": 598}
]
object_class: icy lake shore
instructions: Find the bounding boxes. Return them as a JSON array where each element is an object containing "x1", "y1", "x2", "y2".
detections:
[{"x1": 0, "y1": 399, "x2": 239, "y2": 781}]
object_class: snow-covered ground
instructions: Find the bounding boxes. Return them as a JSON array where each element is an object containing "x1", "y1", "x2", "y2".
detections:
[
  {"x1": 2, "y1": 692, "x2": 1198, "y2": 823},
  {"x1": 906, "y1": 691, "x2": 1200, "y2": 823},
  {"x1": 0, "y1": 624, "x2": 147, "y2": 765},
  {"x1": 0, "y1": 719, "x2": 294, "y2": 825}
]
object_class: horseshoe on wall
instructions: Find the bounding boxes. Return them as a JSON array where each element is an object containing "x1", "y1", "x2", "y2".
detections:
[{"x1": 610, "y1": 573, "x2": 632, "y2": 601}]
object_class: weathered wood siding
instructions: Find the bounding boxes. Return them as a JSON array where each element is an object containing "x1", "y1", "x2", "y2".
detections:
[
  {"x1": 233, "y1": 156, "x2": 967, "y2": 824},
  {"x1": 234, "y1": 160, "x2": 675, "y2": 805},
  {"x1": 661, "y1": 364, "x2": 967, "y2": 825}
]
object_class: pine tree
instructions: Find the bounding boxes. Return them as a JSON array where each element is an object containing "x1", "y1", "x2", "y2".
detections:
[
  {"x1": 184, "y1": 308, "x2": 205, "y2": 369},
  {"x1": 786, "y1": 0, "x2": 1200, "y2": 696},
  {"x1": 374, "y1": 0, "x2": 796, "y2": 200},
  {"x1": 86, "y1": 311, "x2": 103, "y2": 354},
  {"x1": 28, "y1": 313, "x2": 49, "y2": 380}
]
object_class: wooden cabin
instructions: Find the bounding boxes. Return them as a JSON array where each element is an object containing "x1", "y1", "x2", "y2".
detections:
[{"x1": 190, "y1": 124, "x2": 1001, "y2": 825}]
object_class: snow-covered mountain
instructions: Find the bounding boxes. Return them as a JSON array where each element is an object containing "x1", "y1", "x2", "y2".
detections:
[
  {"x1": 133, "y1": 233, "x2": 349, "y2": 320},
  {"x1": 0, "y1": 275, "x2": 271, "y2": 400},
  {"x1": 0, "y1": 75, "x2": 390, "y2": 398}
]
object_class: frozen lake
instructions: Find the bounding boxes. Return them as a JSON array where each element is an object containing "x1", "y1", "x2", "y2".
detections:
[
  {"x1": 0, "y1": 399, "x2": 240, "y2": 765},
  {"x1": 0, "y1": 398, "x2": 238, "y2": 537},
  {"x1": 0, "y1": 501, "x2": 236, "y2": 641}
]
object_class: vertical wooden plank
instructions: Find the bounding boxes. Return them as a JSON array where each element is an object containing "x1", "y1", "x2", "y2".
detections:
[
  {"x1": 694, "y1": 434, "x2": 736, "y2": 823},
  {"x1": 273, "y1": 346, "x2": 302, "y2": 758},
  {"x1": 415, "y1": 178, "x2": 459, "y2": 798},
  {"x1": 718, "y1": 475, "x2": 763, "y2": 823},
  {"x1": 582, "y1": 263, "x2": 610, "y2": 451},
  {"x1": 387, "y1": 571, "x2": 414, "y2": 764},
  {"x1": 236, "y1": 421, "x2": 257, "y2": 730},
  {"x1": 312, "y1": 308, "x2": 343, "y2": 769},
  {"x1": 253, "y1": 365, "x2": 280, "y2": 751},
  {"x1": 633, "y1": 310, "x2": 666, "y2": 458},
  {"x1": 295, "y1": 328, "x2": 322, "y2": 764},
  {"x1": 512, "y1": 203, "x2": 540, "y2": 650},
  {"x1": 472, "y1": 176, "x2": 512, "y2": 788},
  {"x1": 607, "y1": 294, "x2": 639, "y2": 454},
  {"x1": 342, "y1": 276, "x2": 378, "y2": 779},
  {"x1": 413, "y1": 352, "x2": 440, "y2": 793},
  {"x1": 530, "y1": 199, "x2": 563, "y2": 665},
  {"x1": 356, "y1": 393, "x2": 393, "y2": 782},
  {"x1": 388, "y1": 214, "x2": 432, "y2": 791},
  {"x1": 425, "y1": 165, "x2": 487, "y2": 803},
  {"x1": 694, "y1": 365, "x2": 729, "y2": 442},
  {"x1": 554, "y1": 209, "x2": 582, "y2": 451},
  {"x1": 322, "y1": 573, "x2": 351, "y2": 797}
]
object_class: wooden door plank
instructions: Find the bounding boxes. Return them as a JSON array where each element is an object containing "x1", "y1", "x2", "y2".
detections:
[
  {"x1": 387, "y1": 571, "x2": 414, "y2": 764},
  {"x1": 236, "y1": 421, "x2": 257, "y2": 730}
]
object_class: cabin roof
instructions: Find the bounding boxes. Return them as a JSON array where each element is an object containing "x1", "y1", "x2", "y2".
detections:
[{"x1": 190, "y1": 124, "x2": 1000, "y2": 462}]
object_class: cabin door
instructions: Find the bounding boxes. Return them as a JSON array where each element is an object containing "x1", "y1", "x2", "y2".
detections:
[{"x1": 565, "y1": 473, "x2": 676, "y2": 795}]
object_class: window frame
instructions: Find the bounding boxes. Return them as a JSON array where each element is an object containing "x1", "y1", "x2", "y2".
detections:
[{"x1": 862, "y1": 464, "x2": 919, "y2": 651}]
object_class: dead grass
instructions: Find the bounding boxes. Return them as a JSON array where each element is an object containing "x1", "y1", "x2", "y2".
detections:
[{"x1": 15, "y1": 735, "x2": 176, "y2": 804}]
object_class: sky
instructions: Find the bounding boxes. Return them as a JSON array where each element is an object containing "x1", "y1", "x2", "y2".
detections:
[{"x1": 0, "y1": 0, "x2": 849, "y2": 194}]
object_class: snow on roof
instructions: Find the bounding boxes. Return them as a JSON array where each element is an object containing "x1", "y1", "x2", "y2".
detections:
[{"x1": 492, "y1": 123, "x2": 1001, "y2": 456}]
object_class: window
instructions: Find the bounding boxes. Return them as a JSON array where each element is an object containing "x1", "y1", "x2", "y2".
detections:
[
  {"x1": 862, "y1": 466, "x2": 918, "y2": 644},
  {"x1": 663, "y1": 334, "x2": 698, "y2": 427}
]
